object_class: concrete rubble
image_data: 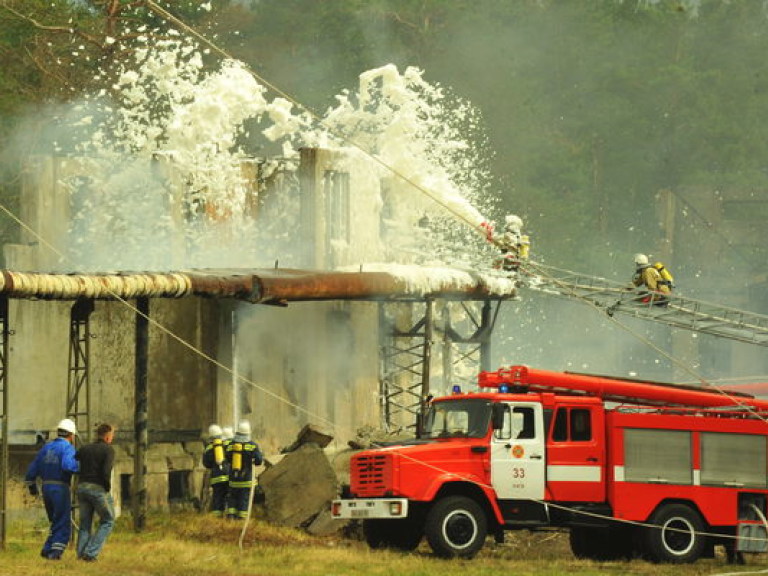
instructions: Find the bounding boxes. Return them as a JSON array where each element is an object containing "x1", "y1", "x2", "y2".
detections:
[
  {"x1": 256, "y1": 424, "x2": 415, "y2": 535},
  {"x1": 258, "y1": 424, "x2": 345, "y2": 535}
]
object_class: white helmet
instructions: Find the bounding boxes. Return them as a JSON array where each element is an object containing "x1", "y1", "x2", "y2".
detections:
[
  {"x1": 208, "y1": 424, "x2": 223, "y2": 438},
  {"x1": 57, "y1": 418, "x2": 77, "y2": 436},
  {"x1": 222, "y1": 426, "x2": 234, "y2": 440},
  {"x1": 504, "y1": 214, "x2": 523, "y2": 231},
  {"x1": 236, "y1": 419, "x2": 251, "y2": 436},
  {"x1": 634, "y1": 253, "x2": 649, "y2": 265}
]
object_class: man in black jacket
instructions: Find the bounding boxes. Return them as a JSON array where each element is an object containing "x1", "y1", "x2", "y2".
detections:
[{"x1": 75, "y1": 423, "x2": 116, "y2": 562}]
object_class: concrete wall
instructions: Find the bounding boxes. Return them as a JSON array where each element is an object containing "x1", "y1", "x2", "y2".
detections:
[
  {"x1": 112, "y1": 441, "x2": 206, "y2": 516},
  {"x1": 227, "y1": 300, "x2": 380, "y2": 455},
  {"x1": 5, "y1": 297, "x2": 219, "y2": 444}
]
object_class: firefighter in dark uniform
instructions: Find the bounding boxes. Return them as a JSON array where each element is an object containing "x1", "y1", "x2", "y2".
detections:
[
  {"x1": 202, "y1": 424, "x2": 229, "y2": 517},
  {"x1": 25, "y1": 418, "x2": 80, "y2": 560},
  {"x1": 225, "y1": 420, "x2": 262, "y2": 519}
]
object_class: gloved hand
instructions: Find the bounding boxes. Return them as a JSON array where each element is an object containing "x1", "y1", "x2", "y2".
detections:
[{"x1": 27, "y1": 483, "x2": 38, "y2": 497}]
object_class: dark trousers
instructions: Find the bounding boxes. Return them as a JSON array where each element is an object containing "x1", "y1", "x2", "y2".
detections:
[
  {"x1": 227, "y1": 485, "x2": 250, "y2": 519},
  {"x1": 210, "y1": 480, "x2": 228, "y2": 516},
  {"x1": 42, "y1": 484, "x2": 71, "y2": 558}
]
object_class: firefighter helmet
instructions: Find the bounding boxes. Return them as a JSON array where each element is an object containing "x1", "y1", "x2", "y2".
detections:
[
  {"x1": 236, "y1": 420, "x2": 251, "y2": 436},
  {"x1": 208, "y1": 424, "x2": 223, "y2": 438},
  {"x1": 634, "y1": 253, "x2": 649, "y2": 266},
  {"x1": 57, "y1": 418, "x2": 77, "y2": 436},
  {"x1": 504, "y1": 214, "x2": 523, "y2": 232},
  {"x1": 222, "y1": 426, "x2": 234, "y2": 440}
]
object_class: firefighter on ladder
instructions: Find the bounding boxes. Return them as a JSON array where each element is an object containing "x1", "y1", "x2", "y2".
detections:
[
  {"x1": 608, "y1": 253, "x2": 670, "y2": 316},
  {"x1": 630, "y1": 253, "x2": 671, "y2": 305},
  {"x1": 225, "y1": 420, "x2": 263, "y2": 520},
  {"x1": 483, "y1": 214, "x2": 530, "y2": 272},
  {"x1": 202, "y1": 424, "x2": 229, "y2": 517}
]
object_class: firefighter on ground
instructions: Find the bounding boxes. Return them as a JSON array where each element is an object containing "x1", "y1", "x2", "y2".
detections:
[
  {"x1": 225, "y1": 419, "x2": 263, "y2": 520},
  {"x1": 631, "y1": 253, "x2": 671, "y2": 305},
  {"x1": 202, "y1": 424, "x2": 229, "y2": 517},
  {"x1": 489, "y1": 214, "x2": 530, "y2": 272},
  {"x1": 24, "y1": 418, "x2": 80, "y2": 560}
]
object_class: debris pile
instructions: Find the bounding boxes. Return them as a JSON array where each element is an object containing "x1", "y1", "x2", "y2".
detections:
[
  {"x1": 257, "y1": 423, "x2": 414, "y2": 535},
  {"x1": 258, "y1": 425, "x2": 345, "y2": 536}
]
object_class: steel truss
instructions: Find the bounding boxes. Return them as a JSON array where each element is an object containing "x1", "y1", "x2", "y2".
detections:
[
  {"x1": 379, "y1": 298, "x2": 501, "y2": 433},
  {"x1": 441, "y1": 300, "x2": 501, "y2": 390},
  {"x1": 66, "y1": 299, "x2": 94, "y2": 441},
  {"x1": 526, "y1": 263, "x2": 768, "y2": 347},
  {"x1": 379, "y1": 300, "x2": 433, "y2": 433}
]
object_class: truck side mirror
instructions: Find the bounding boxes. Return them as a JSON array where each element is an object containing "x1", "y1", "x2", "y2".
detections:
[{"x1": 492, "y1": 403, "x2": 506, "y2": 430}]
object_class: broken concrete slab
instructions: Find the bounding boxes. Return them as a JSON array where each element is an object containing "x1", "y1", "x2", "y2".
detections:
[{"x1": 258, "y1": 442, "x2": 338, "y2": 528}]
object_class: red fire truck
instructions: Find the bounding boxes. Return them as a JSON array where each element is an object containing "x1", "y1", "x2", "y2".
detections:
[{"x1": 331, "y1": 365, "x2": 768, "y2": 563}]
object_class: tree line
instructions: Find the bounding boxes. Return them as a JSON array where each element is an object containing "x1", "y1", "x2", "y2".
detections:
[{"x1": 1, "y1": 0, "x2": 766, "y2": 275}]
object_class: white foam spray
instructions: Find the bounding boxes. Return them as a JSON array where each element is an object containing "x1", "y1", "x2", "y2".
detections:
[
  {"x1": 37, "y1": 23, "x2": 505, "y2": 436},
  {"x1": 49, "y1": 30, "x2": 498, "y2": 273}
]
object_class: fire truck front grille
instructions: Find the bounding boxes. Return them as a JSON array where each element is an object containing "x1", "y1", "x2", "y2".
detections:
[{"x1": 352, "y1": 454, "x2": 390, "y2": 496}]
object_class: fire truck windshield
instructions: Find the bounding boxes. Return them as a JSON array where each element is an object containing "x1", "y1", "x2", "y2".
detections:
[{"x1": 422, "y1": 398, "x2": 492, "y2": 439}]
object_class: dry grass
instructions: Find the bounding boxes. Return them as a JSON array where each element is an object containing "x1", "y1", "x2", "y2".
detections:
[{"x1": 1, "y1": 510, "x2": 765, "y2": 576}]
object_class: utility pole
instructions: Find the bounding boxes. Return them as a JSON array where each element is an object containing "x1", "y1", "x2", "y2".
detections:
[
  {"x1": 133, "y1": 298, "x2": 149, "y2": 531},
  {"x1": 0, "y1": 297, "x2": 9, "y2": 549}
]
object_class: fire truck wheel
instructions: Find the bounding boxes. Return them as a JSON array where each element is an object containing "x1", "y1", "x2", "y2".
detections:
[
  {"x1": 569, "y1": 527, "x2": 598, "y2": 559},
  {"x1": 643, "y1": 503, "x2": 707, "y2": 563},
  {"x1": 425, "y1": 496, "x2": 487, "y2": 558},
  {"x1": 363, "y1": 519, "x2": 423, "y2": 551}
]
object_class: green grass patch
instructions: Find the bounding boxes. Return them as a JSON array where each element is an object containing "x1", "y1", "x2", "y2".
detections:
[{"x1": 0, "y1": 511, "x2": 764, "y2": 575}]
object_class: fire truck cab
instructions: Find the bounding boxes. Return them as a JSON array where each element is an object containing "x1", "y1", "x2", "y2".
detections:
[{"x1": 331, "y1": 365, "x2": 768, "y2": 563}]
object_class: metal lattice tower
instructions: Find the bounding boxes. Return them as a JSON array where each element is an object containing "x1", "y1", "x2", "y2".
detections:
[
  {"x1": 441, "y1": 300, "x2": 501, "y2": 391},
  {"x1": 380, "y1": 298, "x2": 501, "y2": 433},
  {"x1": 66, "y1": 299, "x2": 94, "y2": 442},
  {"x1": 379, "y1": 300, "x2": 434, "y2": 433}
]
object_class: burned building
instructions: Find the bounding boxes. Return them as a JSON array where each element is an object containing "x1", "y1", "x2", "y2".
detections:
[{"x1": 1, "y1": 147, "x2": 515, "y2": 524}]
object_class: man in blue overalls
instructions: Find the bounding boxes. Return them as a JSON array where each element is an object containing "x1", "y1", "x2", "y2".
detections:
[{"x1": 25, "y1": 418, "x2": 80, "y2": 560}]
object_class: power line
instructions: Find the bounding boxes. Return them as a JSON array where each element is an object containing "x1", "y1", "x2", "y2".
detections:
[{"x1": 142, "y1": 0, "x2": 499, "y2": 245}]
